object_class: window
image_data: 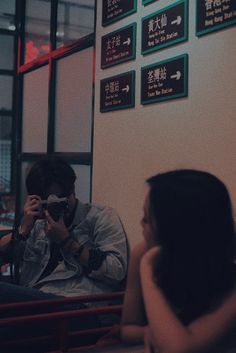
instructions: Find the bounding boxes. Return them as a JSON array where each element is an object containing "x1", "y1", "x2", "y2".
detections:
[
  {"x1": 24, "y1": 0, "x2": 51, "y2": 63},
  {"x1": 16, "y1": 0, "x2": 95, "y2": 219},
  {"x1": 0, "y1": 1, "x2": 16, "y2": 230},
  {"x1": 57, "y1": 0, "x2": 95, "y2": 48}
]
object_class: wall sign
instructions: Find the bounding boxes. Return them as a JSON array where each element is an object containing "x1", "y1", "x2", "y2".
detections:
[
  {"x1": 143, "y1": 0, "x2": 158, "y2": 6},
  {"x1": 100, "y1": 71, "x2": 135, "y2": 112},
  {"x1": 142, "y1": 0, "x2": 188, "y2": 55},
  {"x1": 141, "y1": 54, "x2": 188, "y2": 105},
  {"x1": 196, "y1": 0, "x2": 236, "y2": 36},
  {"x1": 102, "y1": 0, "x2": 137, "y2": 27},
  {"x1": 101, "y1": 23, "x2": 136, "y2": 69}
]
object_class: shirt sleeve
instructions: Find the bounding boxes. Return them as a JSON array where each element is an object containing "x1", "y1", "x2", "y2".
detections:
[
  {"x1": 60, "y1": 205, "x2": 128, "y2": 284},
  {"x1": 0, "y1": 236, "x2": 26, "y2": 265},
  {"x1": 86, "y1": 206, "x2": 128, "y2": 284}
]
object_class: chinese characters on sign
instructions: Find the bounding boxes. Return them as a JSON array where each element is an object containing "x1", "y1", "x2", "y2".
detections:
[
  {"x1": 141, "y1": 54, "x2": 188, "y2": 105},
  {"x1": 196, "y1": 0, "x2": 236, "y2": 36},
  {"x1": 142, "y1": 0, "x2": 188, "y2": 55},
  {"x1": 102, "y1": 0, "x2": 137, "y2": 26},
  {"x1": 101, "y1": 23, "x2": 136, "y2": 69},
  {"x1": 100, "y1": 71, "x2": 135, "y2": 112}
]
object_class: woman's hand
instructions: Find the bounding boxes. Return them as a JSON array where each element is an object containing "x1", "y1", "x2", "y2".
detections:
[{"x1": 140, "y1": 245, "x2": 162, "y2": 271}]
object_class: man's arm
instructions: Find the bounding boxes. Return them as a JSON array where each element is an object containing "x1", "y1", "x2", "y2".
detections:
[
  {"x1": 19, "y1": 195, "x2": 43, "y2": 236},
  {"x1": 0, "y1": 233, "x2": 13, "y2": 263},
  {"x1": 0, "y1": 232, "x2": 27, "y2": 266},
  {"x1": 0, "y1": 195, "x2": 42, "y2": 263},
  {"x1": 82, "y1": 206, "x2": 128, "y2": 282},
  {"x1": 45, "y1": 206, "x2": 128, "y2": 282},
  {"x1": 0, "y1": 233, "x2": 12, "y2": 249}
]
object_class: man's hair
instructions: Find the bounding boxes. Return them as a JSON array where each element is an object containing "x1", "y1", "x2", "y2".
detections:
[
  {"x1": 26, "y1": 155, "x2": 76, "y2": 199},
  {"x1": 146, "y1": 169, "x2": 236, "y2": 323}
]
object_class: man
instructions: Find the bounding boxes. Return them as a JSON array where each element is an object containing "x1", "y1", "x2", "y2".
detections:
[{"x1": 0, "y1": 155, "x2": 128, "y2": 302}]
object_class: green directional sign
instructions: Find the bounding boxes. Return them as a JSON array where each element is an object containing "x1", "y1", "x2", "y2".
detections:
[
  {"x1": 141, "y1": 54, "x2": 188, "y2": 105},
  {"x1": 100, "y1": 71, "x2": 135, "y2": 112},
  {"x1": 143, "y1": 0, "x2": 158, "y2": 6},
  {"x1": 196, "y1": 0, "x2": 236, "y2": 36},
  {"x1": 142, "y1": 0, "x2": 188, "y2": 55},
  {"x1": 101, "y1": 23, "x2": 136, "y2": 69},
  {"x1": 102, "y1": 0, "x2": 137, "y2": 27}
]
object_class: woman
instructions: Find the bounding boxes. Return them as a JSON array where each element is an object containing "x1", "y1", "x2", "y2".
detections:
[{"x1": 121, "y1": 169, "x2": 236, "y2": 353}]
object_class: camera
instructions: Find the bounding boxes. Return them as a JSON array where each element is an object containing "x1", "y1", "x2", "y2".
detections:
[{"x1": 40, "y1": 194, "x2": 69, "y2": 221}]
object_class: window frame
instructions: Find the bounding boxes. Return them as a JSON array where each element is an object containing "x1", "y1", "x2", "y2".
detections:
[{"x1": 14, "y1": 0, "x2": 96, "y2": 220}]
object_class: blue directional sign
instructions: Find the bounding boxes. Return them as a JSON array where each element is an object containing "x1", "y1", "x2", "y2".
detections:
[
  {"x1": 141, "y1": 54, "x2": 188, "y2": 105},
  {"x1": 142, "y1": 0, "x2": 188, "y2": 55},
  {"x1": 196, "y1": 0, "x2": 236, "y2": 36},
  {"x1": 101, "y1": 23, "x2": 136, "y2": 69},
  {"x1": 100, "y1": 71, "x2": 135, "y2": 112}
]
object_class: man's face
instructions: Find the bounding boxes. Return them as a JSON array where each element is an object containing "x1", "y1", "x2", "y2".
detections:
[{"x1": 45, "y1": 183, "x2": 64, "y2": 199}]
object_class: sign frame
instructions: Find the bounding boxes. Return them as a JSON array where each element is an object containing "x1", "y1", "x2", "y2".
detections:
[
  {"x1": 102, "y1": 0, "x2": 137, "y2": 27},
  {"x1": 101, "y1": 23, "x2": 137, "y2": 69},
  {"x1": 196, "y1": 0, "x2": 236, "y2": 37},
  {"x1": 100, "y1": 70, "x2": 135, "y2": 113},
  {"x1": 141, "y1": 0, "x2": 188, "y2": 56},
  {"x1": 141, "y1": 53, "x2": 188, "y2": 105},
  {"x1": 142, "y1": 0, "x2": 158, "y2": 6}
]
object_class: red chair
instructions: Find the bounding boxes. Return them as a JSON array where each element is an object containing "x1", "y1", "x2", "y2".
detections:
[{"x1": 0, "y1": 291, "x2": 124, "y2": 353}]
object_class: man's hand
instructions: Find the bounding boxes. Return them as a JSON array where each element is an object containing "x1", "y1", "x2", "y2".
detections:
[
  {"x1": 20, "y1": 195, "x2": 42, "y2": 235},
  {"x1": 45, "y1": 210, "x2": 69, "y2": 243}
]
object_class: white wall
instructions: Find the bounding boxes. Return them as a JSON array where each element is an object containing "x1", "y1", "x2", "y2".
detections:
[{"x1": 92, "y1": 1, "x2": 236, "y2": 248}]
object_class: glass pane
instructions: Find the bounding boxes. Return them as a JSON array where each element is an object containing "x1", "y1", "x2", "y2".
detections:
[
  {"x1": 0, "y1": 116, "x2": 12, "y2": 193},
  {"x1": 21, "y1": 162, "x2": 33, "y2": 208},
  {"x1": 0, "y1": 76, "x2": 13, "y2": 110},
  {"x1": 0, "y1": 115, "x2": 12, "y2": 140},
  {"x1": 0, "y1": 35, "x2": 14, "y2": 70},
  {"x1": 0, "y1": 0, "x2": 15, "y2": 30},
  {"x1": 22, "y1": 65, "x2": 49, "y2": 152},
  {"x1": 73, "y1": 164, "x2": 91, "y2": 203},
  {"x1": 55, "y1": 47, "x2": 93, "y2": 152},
  {"x1": 57, "y1": 0, "x2": 95, "y2": 48},
  {"x1": 24, "y1": 0, "x2": 51, "y2": 64}
]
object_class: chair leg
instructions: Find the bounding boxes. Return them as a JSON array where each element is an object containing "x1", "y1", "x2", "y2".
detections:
[{"x1": 55, "y1": 318, "x2": 69, "y2": 352}]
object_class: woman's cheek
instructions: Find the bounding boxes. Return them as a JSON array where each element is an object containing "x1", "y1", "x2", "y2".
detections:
[{"x1": 143, "y1": 227, "x2": 153, "y2": 248}]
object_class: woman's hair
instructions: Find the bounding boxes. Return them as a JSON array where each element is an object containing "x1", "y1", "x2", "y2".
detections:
[
  {"x1": 146, "y1": 169, "x2": 236, "y2": 323},
  {"x1": 26, "y1": 155, "x2": 76, "y2": 199}
]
